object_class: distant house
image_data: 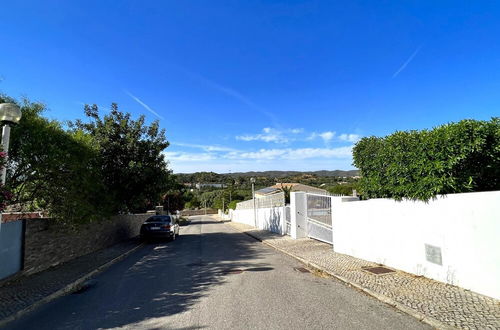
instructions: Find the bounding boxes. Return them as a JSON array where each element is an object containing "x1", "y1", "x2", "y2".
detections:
[
  {"x1": 195, "y1": 183, "x2": 226, "y2": 189},
  {"x1": 255, "y1": 183, "x2": 327, "y2": 198}
]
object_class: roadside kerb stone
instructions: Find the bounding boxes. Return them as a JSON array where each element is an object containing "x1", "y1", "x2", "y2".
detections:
[
  {"x1": 0, "y1": 240, "x2": 145, "y2": 328},
  {"x1": 221, "y1": 218, "x2": 500, "y2": 330}
]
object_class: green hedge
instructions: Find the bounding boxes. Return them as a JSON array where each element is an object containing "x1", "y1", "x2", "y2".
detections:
[{"x1": 352, "y1": 118, "x2": 499, "y2": 201}]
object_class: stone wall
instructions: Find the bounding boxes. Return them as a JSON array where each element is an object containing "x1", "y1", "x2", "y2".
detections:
[{"x1": 23, "y1": 214, "x2": 149, "y2": 275}]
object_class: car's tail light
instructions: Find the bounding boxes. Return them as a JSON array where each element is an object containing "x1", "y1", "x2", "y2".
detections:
[{"x1": 162, "y1": 225, "x2": 171, "y2": 230}]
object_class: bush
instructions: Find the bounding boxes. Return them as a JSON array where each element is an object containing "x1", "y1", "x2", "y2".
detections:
[
  {"x1": 353, "y1": 118, "x2": 500, "y2": 201},
  {"x1": 227, "y1": 200, "x2": 242, "y2": 210},
  {"x1": 327, "y1": 183, "x2": 358, "y2": 196}
]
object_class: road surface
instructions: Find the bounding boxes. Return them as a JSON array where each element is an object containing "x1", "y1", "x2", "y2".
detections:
[{"x1": 5, "y1": 216, "x2": 430, "y2": 329}]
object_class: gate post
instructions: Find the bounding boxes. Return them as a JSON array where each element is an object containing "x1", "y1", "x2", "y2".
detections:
[{"x1": 290, "y1": 192, "x2": 307, "y2": 239}]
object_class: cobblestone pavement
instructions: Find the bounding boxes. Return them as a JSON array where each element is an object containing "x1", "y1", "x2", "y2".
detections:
[
  {"x1": 0, "y1": 239, "x2": 142, "y2": 323},
  {"x1": 226, "y1": 220, "x2": 500, "y2": 330}
]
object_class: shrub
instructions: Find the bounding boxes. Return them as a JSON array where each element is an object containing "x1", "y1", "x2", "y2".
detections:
[
  {"x1": 228, "y1": 200, "x2": 242, "y2": 210},
  {"x1": 327, "y1": 183, "x2": 358, "y2": 196},
  {"x1": 352, "y1": 118, "x2": 500, "y2": 201}
]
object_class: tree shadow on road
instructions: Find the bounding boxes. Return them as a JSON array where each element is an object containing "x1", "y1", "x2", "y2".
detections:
[{"x1": 50, "y1": 220, "x2": 273, "y2": 329}]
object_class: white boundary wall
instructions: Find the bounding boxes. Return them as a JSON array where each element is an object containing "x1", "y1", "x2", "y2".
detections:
[
  {"x1": 230, "y1": 208, "x2": 254, "y2": 227},
  {"x1": 257, "y1": 206, "x2": 286, "y2": 234},
  {"x1": 333, "y1": 190, "x2": 500, "y2": 299},
  {"x1": 231, "y1": 206, "x2": 286, "y2": 235}
]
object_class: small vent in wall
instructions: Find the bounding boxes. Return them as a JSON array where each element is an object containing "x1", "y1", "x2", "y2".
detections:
[{"x1": 425, "y1": 244, "x2": 443, "y2": 266}]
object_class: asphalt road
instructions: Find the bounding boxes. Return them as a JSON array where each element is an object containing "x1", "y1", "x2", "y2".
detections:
[{"x1": 5, "y1": 216, "x2": 430, "y2": 330}]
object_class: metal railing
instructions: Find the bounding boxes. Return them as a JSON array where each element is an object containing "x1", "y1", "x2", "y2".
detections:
[
  {"x1": 306, "y1": 193, "x2": 332, "y2": 227},
  {"x1": 235, "y1": 192, "x2": 285, "y2": 210}
]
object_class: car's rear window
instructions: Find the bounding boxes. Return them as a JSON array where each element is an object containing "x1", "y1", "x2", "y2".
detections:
[{"x1": 146, "y1": 216, "x2": 171, "y2": 223}]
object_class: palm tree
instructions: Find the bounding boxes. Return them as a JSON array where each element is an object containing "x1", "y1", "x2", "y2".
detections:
[{"x1": 279, "y1": 183, "x2": 292, "y2": 204}]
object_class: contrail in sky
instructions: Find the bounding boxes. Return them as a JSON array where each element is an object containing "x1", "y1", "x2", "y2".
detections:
[
  {"x1": 392, "y1": 45, "x2": 423, "y2": 78},
  {"x1": 125, "y1": 90, "x2": 164, "y2": 120},
  {"x1": 176, "y1": 67, "x2": 280, "y2": 126}
]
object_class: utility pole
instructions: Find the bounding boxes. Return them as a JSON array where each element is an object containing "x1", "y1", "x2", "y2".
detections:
[
  {"x1": 229, "y1": 169, "x2": 232, "y2": 202},
  {"x1": 251, "y1": 177, "x2": 256, "y2": 228}
]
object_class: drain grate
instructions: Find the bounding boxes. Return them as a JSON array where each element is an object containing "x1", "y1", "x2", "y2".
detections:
[
  {"x1": 293, "y1": 267, "x2": 310, "y2": 273},
  {"x1": 363, "y1": 266, "x2": 395, "y2": 275}
]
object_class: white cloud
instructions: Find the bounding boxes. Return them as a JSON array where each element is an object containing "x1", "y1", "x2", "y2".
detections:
[
  {"x1": 165, "y1": 130, "x2": 359, "y2": 172},
  {"x1": 165, "y1": 144, "x2": 352, "y2": 163},
  {"x1": 164, "y1": 145, "x2": 356, "y2": 173},
  {"x1": 230, "y1": 149, "x2": 287, "y2": 160},
  {"x1": 236, "y1": 127, "x2": 289, "y2": 144},
  {"x1": 319, "y1": 131, "x2": 335, "y2": 142},
  {"x1": 339, "y1": 133, "x2": 361, "y2": 143},
  {"x1": 307, "y1": 131, "x2": 336, "y2": 143},
  {"x1": 171, "y1": 142, "x2": 236, "y2": 152},
  {"x1": 225, "y1": 146, "x2": 352, "y2": 160},
  {"x1": 163, "y1": 151, "x2": 215, "y2": 162}
]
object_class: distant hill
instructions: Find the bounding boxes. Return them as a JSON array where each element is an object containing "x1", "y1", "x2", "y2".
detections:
[{"x1": 222, "y1": 170, "x2": 359, "y2": 178}]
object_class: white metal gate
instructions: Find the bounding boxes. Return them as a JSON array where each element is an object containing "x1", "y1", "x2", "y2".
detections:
[
  {"x1": 285, "y1": 206, "x2": 291, "y2": 235},
  {"x1": 305, "y1": 193, "x2": 332, "y2": 244}
]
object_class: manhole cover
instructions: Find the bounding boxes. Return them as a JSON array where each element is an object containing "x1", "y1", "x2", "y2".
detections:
[
  {"x1": 363, "y1": 266, "x2": 395, "y2": 275},
  {"x1": 293, "y1": 267, "x2": 310, "y2": 273},
  {"x1": 221, "y1": 269, "x2": 244, "y2": 275}
]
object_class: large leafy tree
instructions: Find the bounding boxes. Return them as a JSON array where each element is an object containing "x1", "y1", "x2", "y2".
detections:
[
  {"x1": 2, "y1": 96, "x2": 112, "y2": 223},
  {"x1": 72, "y1": 103, "x2": 171, "y2": 213}
]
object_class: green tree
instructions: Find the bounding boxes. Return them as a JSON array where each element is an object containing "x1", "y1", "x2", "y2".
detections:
[
  {"x1": 162, "y1": 191, "x2": 185, "y2": 213},
  {"x1": 3, "y1": 96, "x2": 111, "y2": 223},
  {"x1": 72, "y1": 103, "x2": 171, "y2": 213},
  {"x1": 278, "y1": 183, "x2": 292, "y2": 204}
]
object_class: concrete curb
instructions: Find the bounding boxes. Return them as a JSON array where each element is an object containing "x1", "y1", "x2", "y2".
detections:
[
  {"x1": 0, "y1": 242, "x2": 145, "y2": 328},
  {"x1": 231, "y1": 224, "x2": 453, "y2": 330}
]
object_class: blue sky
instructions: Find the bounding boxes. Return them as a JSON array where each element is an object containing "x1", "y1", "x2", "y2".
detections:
[{"x1": 1, "y1": 1, "x2": 499, "y2": 173}]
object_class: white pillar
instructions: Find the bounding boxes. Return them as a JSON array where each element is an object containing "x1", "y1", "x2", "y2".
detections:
[
  {"x1": 281, "y1": 205, "x2": 286, "y2": 235},
  {"x1": 290, "y1": 192, "x2": 307, "y2": 239}
]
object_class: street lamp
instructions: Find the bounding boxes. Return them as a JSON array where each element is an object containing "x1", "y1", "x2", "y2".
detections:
[
  {"x1": 0, "y1": 103, "x2": 22, "y2": 185},
  {"x1": 250, "y1": 177, "x2": 256, "y2": 228},
  {"x1": 0, "y1": 103, "x2": 22, "y2": 236}
]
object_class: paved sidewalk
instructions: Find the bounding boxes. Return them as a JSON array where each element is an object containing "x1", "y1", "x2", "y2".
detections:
[
  {"x1": 226, "y1": 220, "x2": 500, "y2": 330},
  {"x1": 0, "y1": 238, "x2": 143, "y2": 326}
]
